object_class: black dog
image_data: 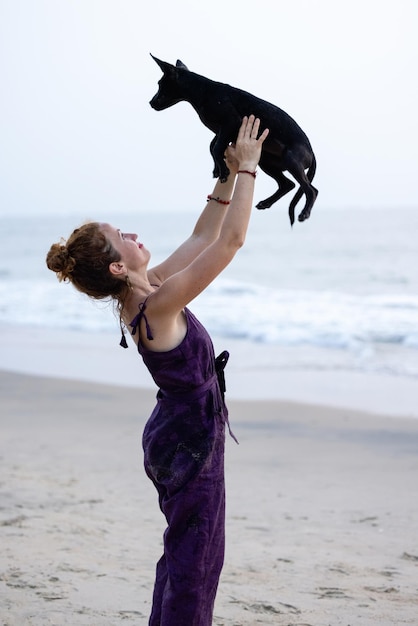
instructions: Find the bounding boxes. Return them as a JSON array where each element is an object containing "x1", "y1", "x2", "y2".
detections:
[{"x1": 149, "y1": 55, "x2": 318, "y2": 225}]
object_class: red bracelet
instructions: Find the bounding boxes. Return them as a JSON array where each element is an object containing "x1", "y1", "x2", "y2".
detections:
[
  {"x1": 207, "y1": 195, "x2": 231, "y2": 205},
  {"x1": 237, "y1": 169, "x2": 257, "y2": 178}
]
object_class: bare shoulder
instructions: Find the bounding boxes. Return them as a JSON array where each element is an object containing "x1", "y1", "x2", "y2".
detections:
[{"x1": 139, "y1": 291, "x2": 188, "y2": 352}]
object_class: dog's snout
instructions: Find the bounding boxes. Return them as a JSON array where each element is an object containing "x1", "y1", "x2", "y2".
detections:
[{"x1": 149, "y1": 94, "x2": 163, "y2": 110}]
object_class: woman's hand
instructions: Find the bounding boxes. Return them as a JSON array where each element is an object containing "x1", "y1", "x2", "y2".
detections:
[{"x1": 225, "y1": 115, "x2": 269, "y2": 173}]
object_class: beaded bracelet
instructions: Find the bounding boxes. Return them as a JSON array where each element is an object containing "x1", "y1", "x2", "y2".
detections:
[
  {"x1": 237, "y1": 169, "x2": 257, "y2": 178},
  {"x1": 207, "y1": 195, "x2": 231, "y2": 205}
]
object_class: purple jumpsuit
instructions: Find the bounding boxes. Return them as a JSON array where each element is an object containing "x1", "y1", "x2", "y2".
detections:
[{"x1": 130, "y1": 301, "x2": 233, "y2": 626}]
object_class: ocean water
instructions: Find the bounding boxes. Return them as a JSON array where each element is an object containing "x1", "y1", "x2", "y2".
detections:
[{"x1": 0, "y1": 206, "x2": 417, "y2": 379}]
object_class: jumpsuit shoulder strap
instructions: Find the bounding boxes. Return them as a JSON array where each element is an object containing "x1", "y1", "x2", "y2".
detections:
[{"x1": 129, "y1": 295, "x2": 154, "y2": 341}]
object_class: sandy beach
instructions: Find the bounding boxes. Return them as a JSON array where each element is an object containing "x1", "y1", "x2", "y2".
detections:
[{"x1": 1, "y1": 340, "x2": 418, "y2": 625}]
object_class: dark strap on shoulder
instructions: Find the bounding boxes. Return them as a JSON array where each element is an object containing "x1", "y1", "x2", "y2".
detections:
[{"x1": 129, "y1": 297, "x2": 154, "y2": 341}]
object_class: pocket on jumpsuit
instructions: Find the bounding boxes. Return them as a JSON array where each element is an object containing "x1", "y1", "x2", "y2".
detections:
[{"x1": 143, "y1": 398, "x2": 214, "y2": 495}]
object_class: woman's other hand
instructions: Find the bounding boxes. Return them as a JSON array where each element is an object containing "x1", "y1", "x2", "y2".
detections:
[{"x1": 225, "y1": 115, "x2": 269, "y2": 173}]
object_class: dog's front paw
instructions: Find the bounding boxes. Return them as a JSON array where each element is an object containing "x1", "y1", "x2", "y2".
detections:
[{"x1": 218, "y1": 165, "x2": 230, "y2": 183}]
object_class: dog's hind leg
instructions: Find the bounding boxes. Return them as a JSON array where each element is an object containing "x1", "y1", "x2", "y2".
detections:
[
  {"x1": 286, "y1": 153, "x2": 318, "y2": 224},
  {"x1": 288, "y1": 183, "x2": 318, "y2": 224},
  {"x1": 256, "y1": 172, "x2": 296, "y2": 211},
  {"x1": 256, "y1": 154, "x2": 296, "y2": 211}
]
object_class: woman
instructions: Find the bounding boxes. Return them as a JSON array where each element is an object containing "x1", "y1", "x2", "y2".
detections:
[{"x1": 46, "y1": 115, "x2": 268, "y2": 625}]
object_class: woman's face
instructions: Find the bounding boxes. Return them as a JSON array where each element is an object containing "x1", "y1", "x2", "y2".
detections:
[{"x1": 100, "y1": 223, "x2": 150, "y2": 270}]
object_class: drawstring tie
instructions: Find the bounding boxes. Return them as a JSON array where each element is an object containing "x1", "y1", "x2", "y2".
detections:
[{"x1": 158, "y1": 350, "x2": 238, "y2": 444}]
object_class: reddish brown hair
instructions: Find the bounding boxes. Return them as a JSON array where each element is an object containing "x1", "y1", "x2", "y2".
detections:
[{"x1": 46, "y1": 221, "x2": 130, "y2": 319}]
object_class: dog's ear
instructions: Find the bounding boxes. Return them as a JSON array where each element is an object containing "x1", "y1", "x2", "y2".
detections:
[
  {"x1": 150, "y1": 54, "x2": 175, "y2": 75},
  {"x1": 176, "y1": 60, "x2": 189, "y2": 71}
]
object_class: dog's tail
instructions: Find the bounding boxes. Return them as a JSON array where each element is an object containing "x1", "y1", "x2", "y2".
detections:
[{"x1": 288, "y1": 153, "x2": 317, "y2": 225}]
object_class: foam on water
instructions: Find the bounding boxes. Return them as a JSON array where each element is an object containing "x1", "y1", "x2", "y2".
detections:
[{"x1": 0, "y1": 207, "x2": 417, "y2": 378}]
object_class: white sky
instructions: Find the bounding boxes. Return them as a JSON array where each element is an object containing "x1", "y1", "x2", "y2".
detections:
[{"x1": 0, "y1": 0, "x2": 417, "y2": 217}]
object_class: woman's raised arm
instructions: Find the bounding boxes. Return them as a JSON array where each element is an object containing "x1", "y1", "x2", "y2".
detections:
[
  {"x1": 150, "y1": 116, "x2": 269, "y2": 311},
  {"x1": 148, "y1": 154, "x2": 241, "y2": 286}
]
